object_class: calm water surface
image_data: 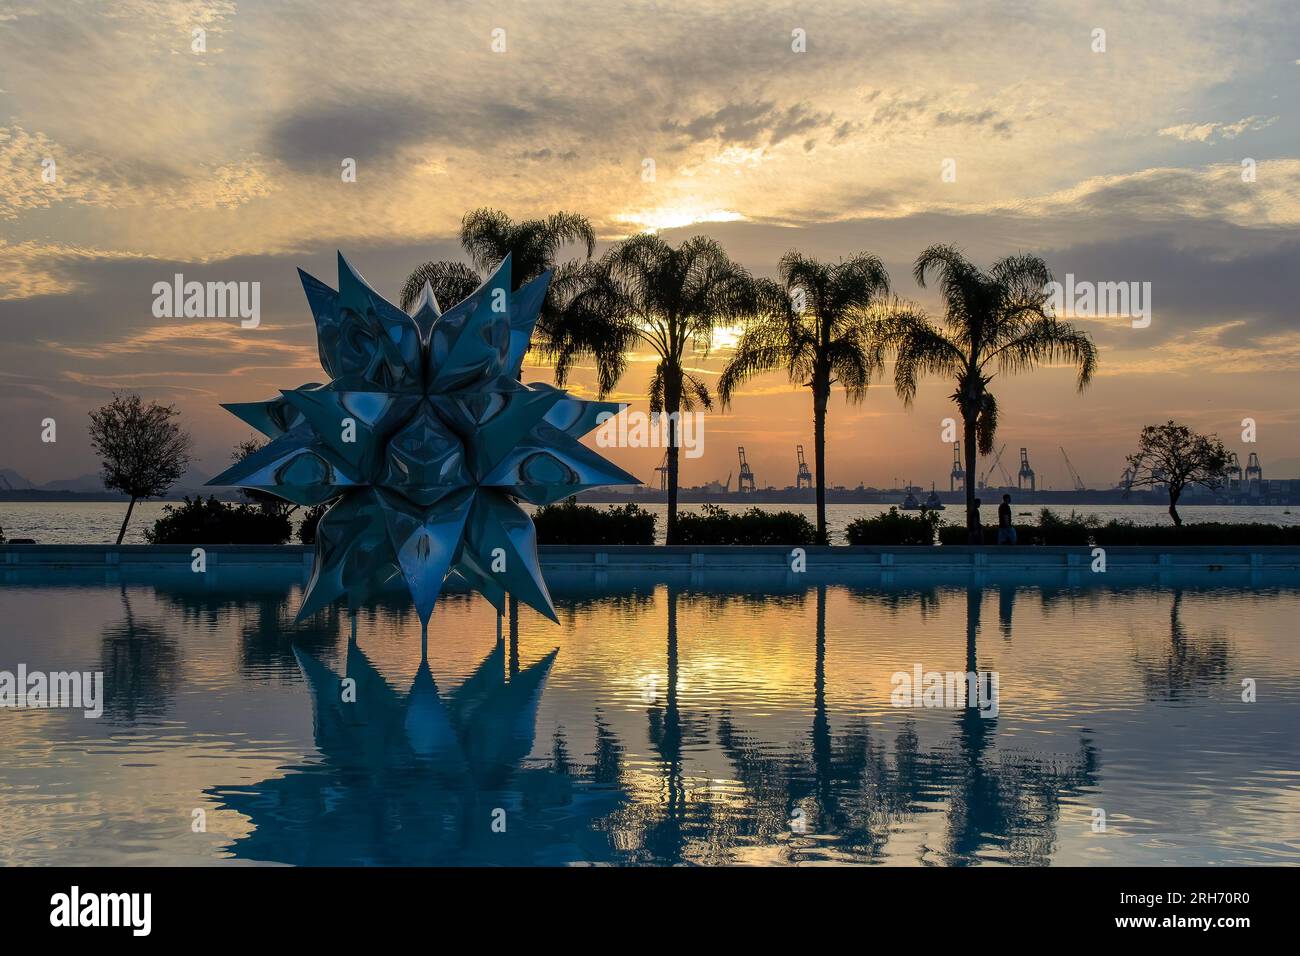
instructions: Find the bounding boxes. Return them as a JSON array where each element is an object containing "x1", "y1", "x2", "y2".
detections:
[{"x1": 1, "y1": 569, "x2": 1297, "y2": 866}]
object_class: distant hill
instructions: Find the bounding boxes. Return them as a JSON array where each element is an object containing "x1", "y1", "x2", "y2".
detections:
[
  {"x1": 0, "y1": 463, "x2": 226, "y2": 501},
  {"x1": 38, "y1": 472, "x2": 105, "y2": 493},
  {"x1": 0, "y1": 468, "x2": 34, "y2": 491}
]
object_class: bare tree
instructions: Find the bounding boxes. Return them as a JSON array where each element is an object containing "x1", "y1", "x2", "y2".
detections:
[
  {"x1": 88, "y1": 393, "x2": 193, "y2": 544},
  {"x1": 1126, "y1": 421, "x2": 1231, "y2": 526}
]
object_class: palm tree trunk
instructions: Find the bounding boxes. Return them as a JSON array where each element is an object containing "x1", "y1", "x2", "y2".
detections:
[
  {"x1": 813, "y1": 385, "x2": 829, "y2": 544},
  {"x1": 115, "y1": 495, "x2": 138, "y2": 546},
  {"x1": 670, "y1": 429, "x2": 681, "y2": 546},
  {"x1": 664, "y1": 376, "x2": 683, "y2": 545},
  {"x1": 963, "y1": 417, "x2": 979, "y2": 541}
]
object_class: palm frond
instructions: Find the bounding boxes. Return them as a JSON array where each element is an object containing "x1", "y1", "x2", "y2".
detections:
[
  {"x1": 877, "y1": 309, "x2": 964, "y2": 406},
  {"x1": 681, "y1": 371, "x2": 714, "y2": 411},
  {"x1": 459, "y1": 207, "x2": 515, "y2": 274},
  {"x1": 975, "y1": 390, "x2": 999, "y2": 456},
  {"x1": 399, "y1": 260, "x2": 482, "y2": 313},
  {"x1": 990, "y1": 316, "x2": 1099, "y2": 389}
]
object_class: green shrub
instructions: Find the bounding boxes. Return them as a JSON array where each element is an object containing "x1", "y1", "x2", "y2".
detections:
[
  {"x1": 675, "y1": 504, "x2": 817, "y2": 545},
  {"x1": 533, "y1": 499, "x2": 657, "y2": 545},
  {"x1": 845, "y1": 507, "x2": 940, "y2": 545},
  {"x1": 1092, "y1": 521, "x2": 1300, "y2": 547},
  {"x1": 934, "y1": 508, "x2": 1300, "y2": 546},
  {"x1": 144, "y1": 495, "x2": 291, "y2": 544},
  {"x1": 1033, "y1": 508, "x2": 1100, "y2": 545}
]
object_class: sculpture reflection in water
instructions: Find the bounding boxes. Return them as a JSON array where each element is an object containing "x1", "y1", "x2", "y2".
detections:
[{"x1": 208, "y1": 622, "x2": 626, "y2": 866}]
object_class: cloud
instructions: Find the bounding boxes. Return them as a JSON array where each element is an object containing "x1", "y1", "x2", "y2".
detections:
[
  {"x1": 932, "y1": 108, "x2": 1013, "y2": 138},
  {"x1": 662, "y1": 101, "x2": 844, "y2": 149},
  {"x1": 1159, "y1": 115, "x2": 1279, "y2": 143},
  {"x1": 0, "y1": 125, "x2": 272, "y2": 220},
  {"x1": 3, "y1": 0, "x2": 1300, "y2": 480}
]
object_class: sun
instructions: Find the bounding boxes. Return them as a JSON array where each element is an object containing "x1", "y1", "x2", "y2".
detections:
[{"x1": 613, "y1": 205, "x2": 745, "y2": 233}]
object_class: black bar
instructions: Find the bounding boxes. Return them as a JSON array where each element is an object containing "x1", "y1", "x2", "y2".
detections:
[{"x1": 0, "y1": 866, "x2": 1277, "y2": 941}]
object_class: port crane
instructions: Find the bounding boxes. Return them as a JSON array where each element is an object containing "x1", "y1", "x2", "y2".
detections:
[
  {"x1": 654, "y1": 451, "x2": 668, "y2": 491},
  {"x1": 1226, "y1": 452, "x2": 1243, "y2": 488},
  {"x1": 1017, "y1": 447, "x2": 1036, "y2": 492},
  {"x1": 1246, "y1": 452, "x2": 1263, "y2": 490},
  {"x1": 737, "y1": 446, "x2": 756, "y2": 493},
  {"x1": 1059, "y1": 446, "x2": 1085, "y2": 492},
  {"x1": 796, "y1": 445, "x2": 813, "y2": 490},
  {"x1": 979, "y1": 443, "x2": 1013, "y2": 489},
  {"x1": 949, "y1": 442, "x2": 965, "y2": 492}
]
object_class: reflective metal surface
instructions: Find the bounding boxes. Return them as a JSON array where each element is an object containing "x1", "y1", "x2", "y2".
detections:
[{"x1": 210, "y1": 254, "x2": 638, "y2": 624}]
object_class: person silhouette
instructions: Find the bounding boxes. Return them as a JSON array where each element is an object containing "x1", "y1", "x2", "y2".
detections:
[{"x1": 998, "y1": 493, "x2": 1016, "y2": 545}]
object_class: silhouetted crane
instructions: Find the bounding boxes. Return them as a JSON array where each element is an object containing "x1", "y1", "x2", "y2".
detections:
[
  {"x1": 796, "y1": 445, "x2": 812, "y2": 490},
  {"x1": 1245, "y1": 452, "x2": 1263, "y2": 491},
  {"x1": 1059, "y1": 446, "x2": 1085, "y2": 492},
  {"x1": 1017, "y1": 447, "x2": 1036, "y2": 492},
  {"x1": 737, "y1": 447, "x2": 756, "y2": 493},
  {"x1": 1226, "y1": 452, "x2": 1243, "y2": 488},
  {"x1": 979, "y1": 444, "x2": 1012, "y2": 489}
]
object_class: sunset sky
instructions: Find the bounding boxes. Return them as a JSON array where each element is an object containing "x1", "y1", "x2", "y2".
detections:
[{"x1": 2, "y1": 0, "x2": 1298, "y2": 490}]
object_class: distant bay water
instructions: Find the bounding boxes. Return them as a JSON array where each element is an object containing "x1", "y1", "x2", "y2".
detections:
[{"x1": 2, "y1": 500, "x2": 1297, "y2": 546}]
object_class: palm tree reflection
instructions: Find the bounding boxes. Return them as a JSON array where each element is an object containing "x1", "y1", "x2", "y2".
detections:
[
  {"x1": 600, "y1": 585, "x2": 725, "y2": 864},
  {"x1": 717, "y1": 586, "x2": 927, "y2": 860},
  {"x1": 937, "y1": 586, "x2": 1099, "y2": 865},
  {"x1": 713, "y1": 583, "x2": 1099, "y2": 865}
]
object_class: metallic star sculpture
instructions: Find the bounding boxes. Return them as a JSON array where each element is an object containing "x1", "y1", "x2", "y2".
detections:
[{"x1": 209, "y1": 253, "x2": 638, "y2": 625}]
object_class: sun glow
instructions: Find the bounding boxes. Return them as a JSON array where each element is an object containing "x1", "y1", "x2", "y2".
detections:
[
  {"x1": 613, "y1": 205, "x2": 746, "y2": 233},
  {"x1": 711, "y1": 324, "x2": 744, "y2": 352}
]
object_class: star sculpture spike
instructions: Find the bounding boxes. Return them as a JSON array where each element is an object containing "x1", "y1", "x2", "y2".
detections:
[{"x1": 210, "y1": 253, "x2": 640, "y2": 627}]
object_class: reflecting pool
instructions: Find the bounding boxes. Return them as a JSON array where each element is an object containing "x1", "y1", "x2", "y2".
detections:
[{"x1": 1, "y1": 569, "x2": 1298, "y2": 865}]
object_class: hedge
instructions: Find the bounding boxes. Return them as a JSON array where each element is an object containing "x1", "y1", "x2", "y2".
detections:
[
  {"x1": 144, "y1": 496, "x2": 291, "y2": 545},
  {"x1": 935, "y1": 508, "x2": 1300, "y2": 546},
  {"x1": 533, "y1": 499, "x2": 657, "y2": 545},
  {"x1": 675, "y1": 504, "x2": 817, "y2": 545},
  {"x1": 845, "y1": 507, "x2": 940, "y2": 545}
]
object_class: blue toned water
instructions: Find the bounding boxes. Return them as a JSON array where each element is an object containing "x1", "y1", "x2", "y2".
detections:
[{"x1": 1, "y1": 568, "x2": 1297, "y2": 866}]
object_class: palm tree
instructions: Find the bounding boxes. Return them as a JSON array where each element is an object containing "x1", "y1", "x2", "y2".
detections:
[
  {"x1": 600, "y1": 234, "x2": 754, "y2": 544},
  {"x1": 400, "y1": 209, "x2": 627, "y2": 394},
  {"x1": 880, "y1": 245, "x2": 1098, "y2": 540},
  {"x1": 398, "y1": 260, "x2": 481, "y2": 312},
  {"x1": 718, "y1": 252, "x2": 893, "y2": 543}
]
